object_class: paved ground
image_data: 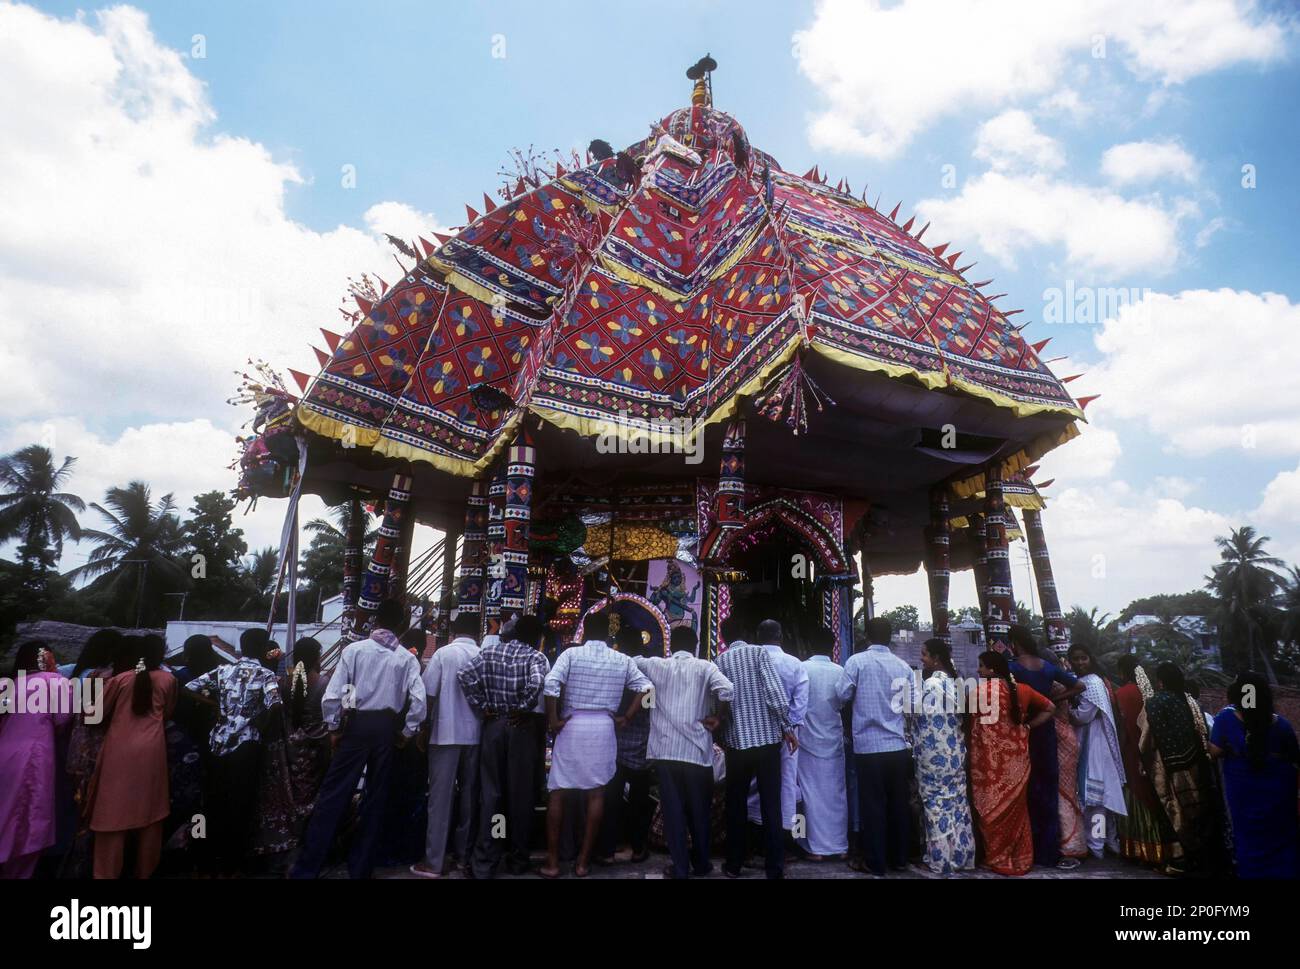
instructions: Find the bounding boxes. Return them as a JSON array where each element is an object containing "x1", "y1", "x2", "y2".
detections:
[{"x1": 350, "y1": 851, "x2": 1163, "y2": 880}]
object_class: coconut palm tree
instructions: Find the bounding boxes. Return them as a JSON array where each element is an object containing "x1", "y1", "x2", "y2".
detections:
[
  {"x1": 0, "y1": 444, "x2": 85, "y2": 573},
  {"x1": 303, "y1": 501, "x2": 378, "y2": 548},
  {"x1": 239, "y1": 546, "x2": 281, "y2": 616},
  {"x1": 68, "y1": 481, "x2": 187, "y2": 627},
  {"x1": 1205, "y1": 525, "x2": 1285, "y2": 678}
]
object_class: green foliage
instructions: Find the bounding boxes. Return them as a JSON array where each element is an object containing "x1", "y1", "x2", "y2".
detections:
[
  {"x1": 879, "y1": 603, "x2": 919, "y2": 631},
  {"x1": 181, "y1": 491, "x2": 249, "y2": 619}
]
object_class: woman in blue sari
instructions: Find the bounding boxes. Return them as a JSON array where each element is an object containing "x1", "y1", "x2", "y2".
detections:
[
  {"x1": 1007, "y1": 624, "x2": 1083, "y2": 868},
  {"x1": 914, "y1": 639, "x2": 975, "y2": 874},
  {"x1": 1209, "y1": 672, "x2": 1299, "y2": 879}
]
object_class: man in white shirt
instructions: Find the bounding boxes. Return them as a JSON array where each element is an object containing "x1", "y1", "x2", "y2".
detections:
[
  {"x1": 411, "y1": 613, "x2": 482, "y2": 878},
  {"x1": 843, "y1": 616, "x2": 918, "y2": 876},
  {"x1": 747, "y1": 619, "x2": 809, "y2": 835},
  {"x1": 796, "y1": 627, "x2": 854, "y2": 859},
  {"x1": 291, "y1": 599, "x2": 426, "y2": 879},
  {"x1": 635, "y1": 625, "x2": 733, "y2": 878}
]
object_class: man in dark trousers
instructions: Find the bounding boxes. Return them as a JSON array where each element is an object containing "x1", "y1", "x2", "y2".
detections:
[
  {"x1": 457, "y1": 613, "x2": 550, "y2": 878},
  {"x1": 290, "y1": 599, "x2": 426, "y2": 879}
]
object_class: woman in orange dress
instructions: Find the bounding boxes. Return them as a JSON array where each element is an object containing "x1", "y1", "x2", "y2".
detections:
[
  {"x1": 86, "y1": 635, "x2": 176, "y2": 879},
  {"x1": 969, "y1": 650, "x2": 1057, "y2": 876}
]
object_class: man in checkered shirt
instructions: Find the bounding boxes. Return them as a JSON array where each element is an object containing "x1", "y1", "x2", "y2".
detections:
[
  {"x1": 715, "y1": 614, "x2": 798, "y2": 879},
  {"x1": 457, "y1": 614, "x2": 550, "y2": 878}
]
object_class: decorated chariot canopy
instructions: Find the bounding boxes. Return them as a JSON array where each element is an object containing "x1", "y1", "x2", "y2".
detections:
[{"x1": 237, "y1": 59, "x2": 1087, "y2": 658}]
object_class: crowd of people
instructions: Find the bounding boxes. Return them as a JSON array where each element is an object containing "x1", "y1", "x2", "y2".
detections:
[{"x1": 1, "y1": 605, "x2": 1296, "y2": 880}]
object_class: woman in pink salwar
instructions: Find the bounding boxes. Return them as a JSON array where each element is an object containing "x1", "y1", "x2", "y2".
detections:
[{"x1": 0, "y1": 641, "x2": 74, "y2": 879}]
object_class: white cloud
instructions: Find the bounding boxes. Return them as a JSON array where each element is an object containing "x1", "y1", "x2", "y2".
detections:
[
  {"x1": 916, "y1": 171, "x2": 1182, "y2": 274},
  {"x1": 1101, "y1": 140, "x2": 1199, "y2": 185},
  {"x1": 1256, "y1": 462, "x2": 1300, "y2": 525},
  {"x1": 973, "y1": 110, "x2": 1065, "y2": 172},
  {"x1": 1195, "y1": 216, "x2": 1230, "y2": 248},
  {"x1": 0, "y1": 4, "x2": 445, "y2": 428},
  {"x1": 1090, "y1": 289, "x2": 1300, "y2": 455},
  {"x1": 793, "y1": 0, "x2": 1287, "y2": 158}
]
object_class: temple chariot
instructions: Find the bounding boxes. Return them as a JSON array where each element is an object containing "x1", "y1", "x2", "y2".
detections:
[{"x1": 234, "y1": 60, "x2": 1088, "y2": 664}]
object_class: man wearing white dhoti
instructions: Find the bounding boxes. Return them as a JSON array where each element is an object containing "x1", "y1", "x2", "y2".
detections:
[
  {"x1": 796, "y1": 629, "x2": 854, "y2": 858},
  {"x1": 746, "y1": 620, "x2": 808, "y2": 833},
  {"x1": 539, "y1": 609, "x2": 651, "y2": 878},
  {"x1": 1066, "y1": 644, "x2": 1127, "y2": 859}
]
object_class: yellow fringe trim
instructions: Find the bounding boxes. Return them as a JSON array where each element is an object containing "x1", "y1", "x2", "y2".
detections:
[
  {"x1": 297, "y1": 404, "x2": 382, "y2": 449},
  {"x1": 296, "y1": 340, "x2": 1082, "y2": 488},
  {"x1": 787, "y1": 221, "x2": 965, "y2": 286},
  {"x1": 595, "y1": 222, "x2": 763, "y2": 304},
  {"x1": 949, "y1": 423, "x2": 1082, "y2": 499},
  {"x1": 809, "y1": 339, "x2": 950, "y2": 392}
]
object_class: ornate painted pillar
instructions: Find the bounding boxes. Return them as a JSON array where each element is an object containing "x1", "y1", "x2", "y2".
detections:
[
  {"x1": 482, "y1": 466, "x2": 509, "y2": 636},
  {"x1": 340, "y1": 496, "x2": 365, "y2": 640},
  {"x1": 982, "y1": 465, "x2": 1015, "y2": 652},
  {"x1": 1023, "y1": 507, "x2": 1070, "y2": 656},
  {"x1": 969, "y1": 514, "x2": 989, "y2": 620},
  {"x1": 501, "y1": 429, "x2": 536, "y2": 616},
  {"x1": 705, "y1": 417, "x2": 747, "y2": 659},
  {"x1": 924, "y1": 487, "x2": 951, "y2": 643},
  {"x1": 456, "y1": 480, "x2": 488, "y2": 622},
  {"x1": 715, "y1": 417, "x2": 747, "y2": 530},
  {"x1": 353, "y1": 472, "x2": 413, "y2": 638},
  {"x1": 388, "y1": 506, "x2": 417, "y2": 602}
]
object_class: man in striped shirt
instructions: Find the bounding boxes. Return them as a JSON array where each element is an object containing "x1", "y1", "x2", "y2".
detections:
[
  {"x1": 715, "y1": 615, "x2": 797, "y2": 879},
  {"x1": 634, "y1": 625, "x2": 733, "y2": 878}
]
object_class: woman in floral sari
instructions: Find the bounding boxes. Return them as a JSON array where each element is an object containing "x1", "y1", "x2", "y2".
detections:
[
  {"x1": 969, "y1": 650, "x2": 1056, "y2": 876},
  {"x1": 1054, "y1": 700, "x2": 1088, "y2": 861},
  {"x1": 914, "y1": 639, "x2": 975, "y2": 874},
  {"x1": 1113, "y1": 656, "x2": 1173, "y2": 865},
  {"x1": 1138, "y1": 662, "x2": 1226, "y2": 876}
]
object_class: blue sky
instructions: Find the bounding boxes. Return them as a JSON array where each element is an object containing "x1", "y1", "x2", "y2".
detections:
[{"x1": 4, "y1": 0, "x2": 1300, "y2": 615}]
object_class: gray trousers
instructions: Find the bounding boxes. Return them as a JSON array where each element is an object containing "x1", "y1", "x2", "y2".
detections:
[{"x1": 424, "y1": 744, "x2": 480, "y2": 872}]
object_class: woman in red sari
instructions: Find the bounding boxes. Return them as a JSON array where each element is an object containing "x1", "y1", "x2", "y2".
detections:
[{"x1": 969, "y1": 650, "x2": 1057, "y2": 875}]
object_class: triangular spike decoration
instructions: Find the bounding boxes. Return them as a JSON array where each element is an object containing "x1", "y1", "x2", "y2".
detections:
[
  {"x1": 313, "y1": 346, "x2": 330, "y2": 367},
  {"x1": 433, "y1": 231, "x2": 453, "y2": 245},
  {"x1": 1061, "y1": 373, "x2": 1083, "y2": 383},
  {"x1": 1031, "y1": 338, "x2": 1051, "y2": 353},
  {"x1": 915, "y1": 221, "x2": 929, "y2": 240},
  {"x1": 376, "y1": 276, "x2": 388, "y2": 294},
  {"x1": 418, "y1": 237, "x2": 436, "y2": 256},
  {"x1": 932, "y1": 242, "x2": 949, "y2": 257},
  {"x1": 803, "y1": 165, "x2": 817, "y2": 180},
  {"x1": 320, "y1": 328, "x2": 342, "y2": 352},
  {"x1": 555, "y1": 162, "x2": 566, "y2": 178},
  {"x1": 355, "y1": 295, "x2": 374, "y2": 317},
  {"x1": 1023, "y1": 464, "x2": 1041, "y2": 478},
  {"x1": 465, "y1": 203, "x2": 480, "y2": 223},
  {"x1": 1035, "y1": 478, "x2": 1056, "y2": 490},
  {"x1": 888, "y1": 202, "x2": 901, "y2": 221},
  {"x1": 972, "y1": 279, "x2": 993, "y2": 288},
  {"x1": 945, "y1": 251, "x2": 963, "y2": 267},
  {"x1": 288, "y1": 369, "x2": 312, "y2": 393},
  {"x1": 482, "y1": 193, "x2": 497, "y2": 214},
  {"x1": 1004, "y1": 309, "x2": 1024, "y2": 316},
  {"x1": 957, "y1": 262, "x2": 975, "y2": 273},
  {"x1": 1076, "y1": 394, "x2": 1100, "y2": 410},
  {"x1": 902, "y1": 215, "x2": 915, "y2": 232}
]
